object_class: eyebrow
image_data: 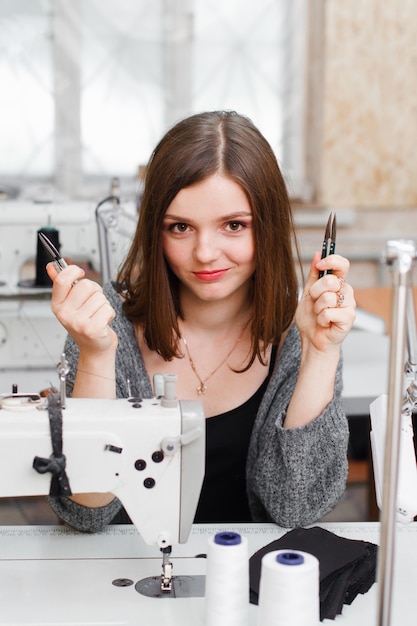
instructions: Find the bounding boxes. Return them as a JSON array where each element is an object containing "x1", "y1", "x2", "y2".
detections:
[{"x1": 163, "y1": 211, "x2": 253, "y2": 221}]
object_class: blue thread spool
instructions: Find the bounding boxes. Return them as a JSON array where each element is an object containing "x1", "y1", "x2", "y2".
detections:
[
  {"x1": 214, "y1": 531, "x2": 242, "y2": 546},
  {"x1": 276, "y1": 551, "x2": 305, "y2": 566}
]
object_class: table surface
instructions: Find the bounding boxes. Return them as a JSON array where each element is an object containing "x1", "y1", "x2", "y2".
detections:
[
  {"x1": 341, "y1": 329, "x2": 389, "y2": 416},
  {"x1": 0, "y1": 521, "x2": 415, "y2": 626}
]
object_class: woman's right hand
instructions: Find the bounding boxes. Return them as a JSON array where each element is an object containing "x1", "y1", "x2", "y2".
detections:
[
  {"x1": 47, "y1": 263, "x2": 118, "y2": 507},
  {"x1": 46, "y1": 263, "x2": 118, "y2": 355}
]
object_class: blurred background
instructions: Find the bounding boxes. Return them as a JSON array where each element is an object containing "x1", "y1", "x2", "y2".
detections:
[
  {"x1": 1, "y1": 0, "x2": 417, "y2": 523},
  {"x1": 1, "y1": 1, "x2": 416, "y2": 285}
]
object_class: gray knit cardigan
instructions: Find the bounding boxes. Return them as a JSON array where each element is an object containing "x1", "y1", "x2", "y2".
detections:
[{"x1": 48, "y1": 282, "x2": 349, "y2": 531}]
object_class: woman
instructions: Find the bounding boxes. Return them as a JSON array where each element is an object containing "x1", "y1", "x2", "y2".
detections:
[{"x1": 46, "y1": 111, "x2": 356, "y2": 530}]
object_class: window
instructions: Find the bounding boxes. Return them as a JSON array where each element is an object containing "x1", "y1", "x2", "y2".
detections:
[
  {"x1": 0, "y1": 1, "x2": 53, "y2": 178},
  {"x1": 0, "y1": 0, "x2": 310, "y2": 199}
]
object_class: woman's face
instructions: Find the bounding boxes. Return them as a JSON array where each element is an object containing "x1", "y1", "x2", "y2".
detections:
[{"x1": 162, "y1": 173, "x2": 256, "y2": 305}]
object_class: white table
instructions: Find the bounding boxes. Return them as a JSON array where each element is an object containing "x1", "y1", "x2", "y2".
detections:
[
  {"x1": 0, "y1": 521, "x2": 415, "y2": 625},
  {"x1": 342, "y1": 329, "x2": 389, "y2": 416}
]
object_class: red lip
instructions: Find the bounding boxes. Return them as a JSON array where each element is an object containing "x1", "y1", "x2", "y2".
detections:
[{"x1": 193, "y1": 269, "x2": 229, "y2": 281}]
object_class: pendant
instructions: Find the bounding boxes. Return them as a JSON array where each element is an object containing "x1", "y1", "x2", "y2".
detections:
[{"x1": 197, "y1": 382, "x2": 207, "y2": 395}]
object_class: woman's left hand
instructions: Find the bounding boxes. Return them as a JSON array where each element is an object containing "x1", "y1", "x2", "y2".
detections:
[{"x1": 295, "y1": 251, "x2": 356, "y2": 354}]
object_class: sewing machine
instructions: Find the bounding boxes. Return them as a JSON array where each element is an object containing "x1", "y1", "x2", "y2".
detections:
[
  {"x1": 0, "y1": 201, "x2": 100, "y2": 292},
  {"x1": 0, "y1": 197, "x2": 203, "y2": 595},
  {"x1": 368, "y1": 239, "x2": 417, "y2": 626},
  {"x1": 0, "y1": 199, "x2": 137, "y2": 374},
  {"x1": 0, "y1": 372, "x2": 205, "y2": 593},
  {"x1": 370, "y1": 240, "x2": 417, "y2": 523}
]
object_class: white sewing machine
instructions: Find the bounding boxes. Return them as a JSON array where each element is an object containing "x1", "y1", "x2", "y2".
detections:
[
  {"x1": 370, "y1": 240, "x2": 417, "y2": 523},
  {"x1": 0, "y1": 372, "x2": 205, "y2": 593},
  {"x1": 0, "y1": 201, "x2": 100, "y2": 293},
  {"x1": 0, "y1": 199, "x2": 137, "y2": 376}
]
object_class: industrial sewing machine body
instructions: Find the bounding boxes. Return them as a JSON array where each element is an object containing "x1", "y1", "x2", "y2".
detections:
[{"x1": 0, "y1": 383, "x2": 205, "y2": 550}]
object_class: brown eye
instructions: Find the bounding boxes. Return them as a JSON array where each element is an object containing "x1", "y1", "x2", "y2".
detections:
[
  {"x1": 169, "y1": 223, "x2": 189, "y2": 233},
  {"x1": 226, "y1": 221, "x2": 245, "y2": 232}
]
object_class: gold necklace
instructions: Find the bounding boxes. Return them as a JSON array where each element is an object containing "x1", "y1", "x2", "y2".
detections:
[{"x1": 182, "y1": 332, "x2": 243, "y2": 395}]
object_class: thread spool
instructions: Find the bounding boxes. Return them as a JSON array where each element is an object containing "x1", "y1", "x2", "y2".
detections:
[
  {"x1": 205, "y1": 531, "x2": 249, "y2": 626},
  {"x1": 257, "y1": 549, "x2": 320, "y2": 626},
  {"x1": 36, "y1": 227, "x2": 61, "y2": 286}
]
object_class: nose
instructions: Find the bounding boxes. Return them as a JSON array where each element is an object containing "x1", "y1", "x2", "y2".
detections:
[{"x1": 193, "y1": 231, "x2": 220, "y2": 264}]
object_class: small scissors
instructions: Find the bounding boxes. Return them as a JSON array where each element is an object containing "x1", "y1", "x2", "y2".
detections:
[
  {"x1": 38, "y1": 231, "x2": 68, "y2": 273},
  {"x1": 318, "y1": 212, "x2": 336, "y2": 278}
]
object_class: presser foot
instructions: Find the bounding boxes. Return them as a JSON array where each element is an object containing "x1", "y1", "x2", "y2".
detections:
[
  {"x1": 135, "y1": 575, "x2": 205, "y2": 598},
  {"x1": 134, "y1": 546, "x2": 206, "y2": 598},
  {"x1": 161, "y1": 546, "x2": 173, "y2": 592}
]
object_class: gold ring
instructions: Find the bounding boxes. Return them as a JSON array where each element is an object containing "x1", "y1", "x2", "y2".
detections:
[{"x1": 336, "y1": 292, "x2": 345, "y2": 307}]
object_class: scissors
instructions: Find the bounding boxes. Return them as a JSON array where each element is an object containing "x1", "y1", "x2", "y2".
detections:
[
  {"x1": 318, "y1": 212, "x2": 336, "y2": 278},
  {"x1": 38, "y1": 231, "x2": 68, "y2": 273}
]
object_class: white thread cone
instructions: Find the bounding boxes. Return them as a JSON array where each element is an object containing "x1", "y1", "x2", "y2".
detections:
[
  {"x1": 257, "y1": 549, "x2": 320, "y2": 626},
  {"x1": 204, "y1": 531, "x2": 249, "y2": 626}
]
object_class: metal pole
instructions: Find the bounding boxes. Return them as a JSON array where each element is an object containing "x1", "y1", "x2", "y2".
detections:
[{"x1": 376, "y1": 239, "x2": 416, "y2": 626}]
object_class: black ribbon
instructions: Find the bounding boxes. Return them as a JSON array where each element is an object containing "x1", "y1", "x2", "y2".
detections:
[{"x1": 33, "y1": 393, "x2": 72, "y2": 497}]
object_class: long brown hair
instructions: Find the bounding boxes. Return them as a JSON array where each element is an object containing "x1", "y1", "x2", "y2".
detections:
[{"x1": 118, "y1": 111, "x2": 300, "y2": 366}]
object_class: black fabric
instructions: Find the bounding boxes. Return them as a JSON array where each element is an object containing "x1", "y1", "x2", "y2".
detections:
[
  {"x1": 33, "y1": 393, "x2": 72, "y2": 497},
  {"x1": 249, "y1": 526, "x2": 378, "y2": 621}
]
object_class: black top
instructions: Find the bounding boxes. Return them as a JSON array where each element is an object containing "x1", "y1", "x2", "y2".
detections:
[
  {"x1": 111, "y1": 346, "x2": 277, "y2": 526},
  {"x1": 194, "y1": 346, "x2": 277, "y2": 523}
]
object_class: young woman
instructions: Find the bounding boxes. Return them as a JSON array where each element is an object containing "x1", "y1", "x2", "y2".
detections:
[{"x1": 46, "y1": 111, "x2": 356, "y2": 530}]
